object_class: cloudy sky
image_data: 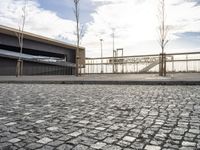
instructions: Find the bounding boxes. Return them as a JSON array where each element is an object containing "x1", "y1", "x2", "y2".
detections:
[{"x1": 0, "y1": 0, "x2": 200, "y2": 57}]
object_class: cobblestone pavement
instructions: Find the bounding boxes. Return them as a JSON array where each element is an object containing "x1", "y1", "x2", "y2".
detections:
[{"x1": 0, "y1": 84, "x2": 200, "y2": 150}]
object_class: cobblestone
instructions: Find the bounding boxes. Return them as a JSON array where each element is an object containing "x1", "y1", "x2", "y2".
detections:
[
  {"x1": 91, "y1": 142, "x2": 107, "y2": 149},
  {"x1": 56, "y1": 144, "x2": 73, "y2": 150},
  {"x1": 145, "y1": 145, "x2": 161, "y2": 150},
  {"x1": 182, "y1": 141, "x2": 196, "y2": 147},
  {"x1": 5, "y1": 122, "x2": 17, "y2": 126},
  {"x1": 123, "y1": 136, "x2": 136, "y2": 142},
  {"x1": 25, "y1": 143, "x2": 43, "y2": 149},
  {"x1": 17, "y1": 131, "x2": 28, "y2": 135},
  {"x1": 36, "y1": 120, "x2": 45, "y2": 124},
  {"x1": 0, "y1": 84, "x2": 200, "y2": 149},
  {"x1": 47, "y1": 126, "x2": 59, "y2": 132},
  {"x1": 102, "y1": 145, "x2": 122, "y2": 150},
  {"x1": 8, "y1": 138, "x2": 21, "y2": 143},
  {"x1": 37, "y1": 137, "x2": 53, "y2": 144},
  {"x1": 73, "y1": 144, "x2": 89, "y2": 150}
]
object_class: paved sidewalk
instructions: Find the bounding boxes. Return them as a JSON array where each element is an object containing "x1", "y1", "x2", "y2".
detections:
[
  {"x1": 0, "y1": 84, "x2": 200, "y2": 150},
  {"x1": 0, "y1": 73, "x2": 200, "y2": 85}
]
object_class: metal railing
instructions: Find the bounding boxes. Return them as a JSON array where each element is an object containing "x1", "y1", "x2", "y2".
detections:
[{"x1": 82, "y1": 51, "x2": 200, "y2": 74}]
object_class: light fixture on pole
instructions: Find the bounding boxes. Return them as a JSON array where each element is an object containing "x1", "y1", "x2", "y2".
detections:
[{"x1": 100, "y1": 39, "x2": 103, "y2": 73}]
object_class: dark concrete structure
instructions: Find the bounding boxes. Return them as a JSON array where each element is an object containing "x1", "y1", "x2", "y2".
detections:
[{"x1": 0, "y1": 25, "x2": 85, "y2": 76}]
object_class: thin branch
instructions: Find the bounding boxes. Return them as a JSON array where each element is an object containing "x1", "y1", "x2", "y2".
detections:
[{"x1": 80, "y1": 25, "x2": 85, "y2": 38}]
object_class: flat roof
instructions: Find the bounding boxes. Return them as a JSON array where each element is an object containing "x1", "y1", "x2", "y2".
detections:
[{"x1": 0, "y1": 25, "x2": 85, "y2": 51}]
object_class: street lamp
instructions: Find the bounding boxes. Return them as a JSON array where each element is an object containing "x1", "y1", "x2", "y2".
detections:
[{"x1": 100, "y1": 39, "x2": 103, "y2": 73}]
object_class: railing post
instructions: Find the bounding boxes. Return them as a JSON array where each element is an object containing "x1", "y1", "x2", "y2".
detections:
[
  {"x1": 163, "y1": 53, "x2": 166, "y2": 76},
  {"x1": 88, "y1": 61, "x2": 90, "y2": 74},
  {"x1": 122, "y1": 49, "x2": 124, "y2": 73},
  {"x1": 186, "y1": 55, "x2": 188, "y2": 72},
  {"x1": 159, "y1": 53, "x2": 162, "y2": 76}
]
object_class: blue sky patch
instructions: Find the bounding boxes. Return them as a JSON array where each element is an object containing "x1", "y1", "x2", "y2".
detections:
[
  {"x1": 37, "y1": 0, "x2": 95, "y2": 24},
  {"x1": 176, "y1": 32, "x2": 200, "y2": 39}
]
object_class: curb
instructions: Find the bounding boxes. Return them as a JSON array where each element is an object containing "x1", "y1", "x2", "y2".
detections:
[{"x1": 0, "y1": 80, "x2": 200, "y2": 85}]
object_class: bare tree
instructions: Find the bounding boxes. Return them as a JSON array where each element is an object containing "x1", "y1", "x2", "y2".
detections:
[
  {"x1": 16, "y1": 0, "x2": 28, "y2": 77},
  {"x1": 79, "y1": 24, "x2": 85, "y2": 45},
  {"x1": 158, "y1": 0, "x2": 169, "y2": 76},
  {"x1": 73, "y1": 0, "x2": 81, "y2": 76}
]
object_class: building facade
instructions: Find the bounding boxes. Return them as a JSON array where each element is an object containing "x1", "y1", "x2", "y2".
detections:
[{"x1": 0, "y1": 25, "x2": 85, "y2": 76}]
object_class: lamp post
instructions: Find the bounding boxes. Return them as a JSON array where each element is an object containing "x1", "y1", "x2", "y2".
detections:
[{"x1": 100, "y1": 39, "x2": 103, "y2": 73}]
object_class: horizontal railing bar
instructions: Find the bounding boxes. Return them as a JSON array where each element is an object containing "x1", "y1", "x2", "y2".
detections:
[
  {"x1": 85, "y1": 59, "x2": 200, "y2": 65},
  {"x1": 86, "y1": 51, "x2": 200, "y2": 60}
]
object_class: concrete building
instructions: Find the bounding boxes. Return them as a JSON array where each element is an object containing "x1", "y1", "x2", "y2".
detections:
[{"x1": 0, "y1": 25, "x2": 85, "y2": 76}]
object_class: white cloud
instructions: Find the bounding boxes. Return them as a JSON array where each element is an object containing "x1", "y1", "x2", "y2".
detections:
[
  {"x1": 0, "y1": 0, "x2": 200, "y2": 57},
  {"x1": 82, "y1": 0, "x2": 200, "y2": 57},
  {"x1": 0, "y1": 0, "x2": 76, "y2": 42}
]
